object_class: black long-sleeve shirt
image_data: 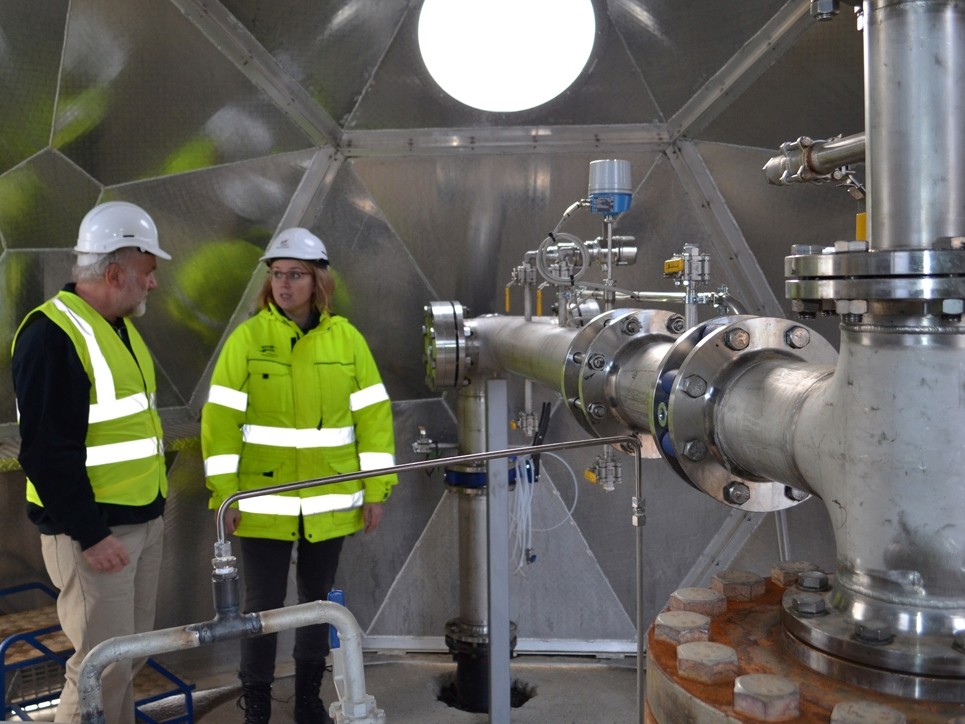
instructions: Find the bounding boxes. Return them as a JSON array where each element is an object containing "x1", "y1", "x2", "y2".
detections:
[{"x1": 11, "y1": 286, "x2": 165, "y2": 550}]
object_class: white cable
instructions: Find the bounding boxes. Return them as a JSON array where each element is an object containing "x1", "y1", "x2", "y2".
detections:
[
  {"x1": 509, "y1": 451, "x2": 582, "y2": 575},
  {"x1": 532, "y1": 451, "x2": 579, "y2": 533}
]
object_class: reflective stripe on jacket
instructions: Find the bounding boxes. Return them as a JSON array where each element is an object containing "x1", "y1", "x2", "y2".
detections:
[
  {"x1": 201, "y1": 305, "x2": 397, "y2": 542},
  {"x1": 14, "y1": 291, "x2": 168, "y2": 507}
]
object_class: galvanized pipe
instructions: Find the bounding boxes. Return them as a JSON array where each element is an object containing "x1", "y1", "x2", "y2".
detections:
[{"x1": 79, "y1": 601, "x2": 379, "y2": 724}]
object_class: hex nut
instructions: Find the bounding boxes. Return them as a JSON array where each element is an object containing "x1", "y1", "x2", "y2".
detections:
[
  {"x1": 669, "y1": 587, "x2": 727, "y2": 618},
  {"x1": 712, "y1": 570, "x2": 765, "y2": 602},
  {"x1": 771, "y1": 561, "x2": 818, "y2": 588},
  {"x1": 680, "y1": 374, "x2": 708, "y2": 397},
  {"x1": 724, "y1": 481, "x2": 751, "y2": 506},
  {"x1": 830, "y1": 701, "x2": 907, "y2": 723},
  {"x1": 587, "y1": 353, "x2": 607, "y2": 370},
  {"x1": 854, "y1": 619, "x2": 894, "y2": 645},
  {"x1": 790, "y1": 592, "x2": 828, "y2": 617},
  {"x1": 724, "y1": 327, "x2": 750, "y2": 351},
  {"x1": 676, "y1": 642, "x2": 739, "y2": 685},
  {"x1": 797, "y1": 570, "x2": 830, "y2": 592},
  {"x1": 622, "y1": 317, "x2": 642, "y2": 335},
  {"x1": 784, "y1": 325, "x2": 810, "y2": 349},
  {"x1": 654, "y1": 610, "x2": 710, "y2": 646},
  {"x1": 682, "y1": 439, "x2": 708, "y2": 462},
  {"x1": 733, "y1": 674, "x2": 800, "y2": 721}
]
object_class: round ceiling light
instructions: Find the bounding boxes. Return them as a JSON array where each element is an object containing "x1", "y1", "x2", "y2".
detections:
[{"x1": 417, "y1": 0, "x2": 597, "y2": 113}]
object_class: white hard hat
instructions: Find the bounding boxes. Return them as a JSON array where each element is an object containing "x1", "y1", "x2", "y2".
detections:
[
  {"x1": 260, "y1": 227, "x2": 328, "y2": 265},
  {"x1": 75, "y1": 201, "x2": 171, "y2": 261}
]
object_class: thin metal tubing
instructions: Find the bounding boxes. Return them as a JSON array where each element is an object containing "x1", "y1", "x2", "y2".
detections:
[{"x1": 215, "y1": 435, "x2": 646, "y2": 723}]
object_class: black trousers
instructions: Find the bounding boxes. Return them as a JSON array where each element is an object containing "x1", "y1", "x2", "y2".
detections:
[{"x1": 238, "y1": 533, "x2": 344, "y2": 685}]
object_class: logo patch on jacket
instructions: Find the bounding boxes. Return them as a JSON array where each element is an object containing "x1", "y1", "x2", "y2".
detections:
[{"x1": 260, "y1": 345, "x2": 276, "y2": 356}]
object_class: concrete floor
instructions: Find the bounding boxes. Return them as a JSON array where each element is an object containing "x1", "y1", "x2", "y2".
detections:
[{"x1": 151, "y1": 653, "x2": 641, "y2": 724}]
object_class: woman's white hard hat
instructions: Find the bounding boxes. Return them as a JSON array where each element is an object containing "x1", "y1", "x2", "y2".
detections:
[{"x1": 260, "y1": 227, "x2": 329, "y2": 264}]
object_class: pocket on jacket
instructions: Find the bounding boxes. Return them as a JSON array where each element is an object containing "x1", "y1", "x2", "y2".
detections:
[{"x1": 248, "y1": 360, "x2": 292, "y2": 414}]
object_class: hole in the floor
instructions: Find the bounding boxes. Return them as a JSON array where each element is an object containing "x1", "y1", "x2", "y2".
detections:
[{"x1": 436, "y1": 672, "x2": 536, "y2": 712}]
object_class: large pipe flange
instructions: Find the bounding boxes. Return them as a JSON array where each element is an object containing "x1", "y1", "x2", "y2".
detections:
[
  {"x1": 786, "y1": 245, "x2": 965, "y2": 320},
  {"x1": 423, "y1": 301, "x2": 472, "y2": 391},
  {"x1": 561, "y1": 308, "x2": 683, "y2": 453},
  {"x1": 664, "y1": 317, "x2": 836, "y2": 512}
]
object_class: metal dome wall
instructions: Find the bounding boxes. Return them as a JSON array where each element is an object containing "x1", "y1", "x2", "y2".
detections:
[{"x1": 0, "y1": 0, "x2": 860, "y2": 677}]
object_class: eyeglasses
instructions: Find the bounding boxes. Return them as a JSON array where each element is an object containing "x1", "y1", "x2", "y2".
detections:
[{"x1": 270, "y1": 270, "x2": 310, "y2": 282}]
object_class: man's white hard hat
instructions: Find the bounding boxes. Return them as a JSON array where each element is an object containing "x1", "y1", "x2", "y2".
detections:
[
  {"x1": 75, "y1": 201, "x2": 171, "y2": 262},
  {"x1": 259, "y1": 227, "x2": 329, "y2": 265}
]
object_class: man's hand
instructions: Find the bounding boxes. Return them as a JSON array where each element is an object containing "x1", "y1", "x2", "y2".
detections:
[
  {"x1": 83, "y1": 534, "x2": 130, "y2": 574},
  {"x1": 363, "y1": 503, "x2": 384, "y2": 533}
]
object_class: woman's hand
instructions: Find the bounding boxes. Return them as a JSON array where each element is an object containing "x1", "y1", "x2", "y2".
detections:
[
  {"x1": 363, "y1": 503, "x2": 384, "y2": 533},
  {"x1": 218, "y1": 508, "x2": 242, "y2": 536}
]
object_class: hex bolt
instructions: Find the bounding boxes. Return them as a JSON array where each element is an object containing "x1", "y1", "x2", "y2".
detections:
[
  {"x1": 712, "y1": 570, "x2": 765, "y2": 601},
  {"x1": 679, "y1": 375, "x2": 707, "y2": 397},
  {"x1": 784, "y1": 485, "x2": 809, "y2": 502},
  {"x1": 682, "y1": 439, "x2": 708, "y2": 462},
  {"x1": 622, "y1": 316, "x2": 642, "y2": 335},
  {"x1": 954, "y1": 630, "x2": 965, "y2": 654},
  {"x1": 733, "y1": 674, "x2": 800, "y2": 721},
  {"x1": 771, "y1": 561, "x2": 818, "y2": 588},
  {"x1": 797, "y1": 570, "x2": 830, "y2": 592},
  {"x1": 676, "y1": 642, "x2": 739, "y2": 685},
  {"x1": 654, "y1": 610, "x2": 710, "y2": 646},
  {"x1": 724, "y1": 481, "x2": 751, "y2": 506},
  {"x1": 667, "y1": 315, "x2": 686, "y2": 334},
  {"x1": 790, "y1": 592, "x2": 828, "y2": 617},
  {"x1": 571, "y1": 352, "x2": 585, "y2": 365},
  {"x1": 587, "y1": 403, "x2": 606, "y2": 420},
  {"x1": 587, "y1": 353, "x2": 607, "y2": 371},
  {"x1": 723, "y1": 327, "x2": 750, "y2": 351},
  {"x1": 669, "y1": 587, "x2": 727, "y2": 618},
  {"x1": 854, "y1": 619, "x2": 895, "y2": 645},
  {"x1": 942, "y1": 299, "x2": 964, "y2": 316},
  {"x1": 784, "y1": 326, "x2": 810, "y2": 349},
  {"x1": 831, "y1": 701, "x2": 907, "y2": 724}
]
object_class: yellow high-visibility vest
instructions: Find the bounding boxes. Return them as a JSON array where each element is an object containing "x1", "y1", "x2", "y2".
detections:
[{"x1": 14, "y1": 291, "x2": 167, "y2": 507}]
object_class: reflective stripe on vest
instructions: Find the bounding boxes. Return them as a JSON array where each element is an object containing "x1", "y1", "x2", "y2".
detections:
[
  {"x1": 205, "y1": 453, "x2": 240, "y2": 476},
  {"x1": 359, "y1": 451, "x2": 395, "y2": 470},
  {"x1": 350, "y1": 383, "x2": 389, "y2": 411},
  {"x1": 86, "y1": 437, "x2": 163, "y2": 467},
  {"x1": 208, "y1": 384, "x2": 248, "y2": 412},
  {"x1": 242, "y1": 424, "x2": 355, "y2": 448},
  {"x1": 238, "y1": 490, "x2": 365, "y2": 516},
  {"x1": 53, "y1": 298, "x2": 152, "y2": 424}
]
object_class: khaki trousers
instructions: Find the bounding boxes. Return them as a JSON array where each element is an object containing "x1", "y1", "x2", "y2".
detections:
[{"x1": 41, "y1": 517, "x2": 164, "y2": 724}]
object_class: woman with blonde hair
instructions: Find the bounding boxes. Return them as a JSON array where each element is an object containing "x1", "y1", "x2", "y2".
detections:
[{"x1": 201, "y1": 227, "x2": 397, "y2": 723}]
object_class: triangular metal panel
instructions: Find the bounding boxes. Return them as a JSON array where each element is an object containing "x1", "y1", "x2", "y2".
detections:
[
  {"x1": 346, "y1": 4, "x2": 660, "y2": 130},
  {"x1": 220, "y1": 0, "x2": 411, "y2": 128},
  {"x1": 0, "y1": 0, "x2": 67, "y2": 173},
  {"x1": 699, "y1": 14, "x2": 864, "y2": 147},
  {"x1": 609, "y1": 0, "x2": 792, "y2": 120},
  {"x1": 54, "y1": 0, "x2": 316, "y2": 186}
]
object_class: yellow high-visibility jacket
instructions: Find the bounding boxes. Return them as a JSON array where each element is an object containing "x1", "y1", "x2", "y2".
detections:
[
  {"x1": 202, "y1": 304, "x2": 397, "y2": 542},
  {"x1": 14, "y1": 291, "x2": 167, "y2": 507}
]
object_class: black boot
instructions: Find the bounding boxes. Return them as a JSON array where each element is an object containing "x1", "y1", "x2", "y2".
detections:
[
  {"x1": 293, "y1": 662, "x2": 334, "y2": 724},
  {"x1": 238, "y1": 682, "x2": 272, "y2": 724}
]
